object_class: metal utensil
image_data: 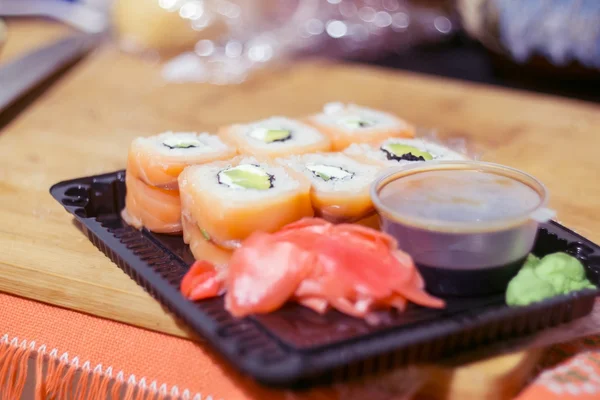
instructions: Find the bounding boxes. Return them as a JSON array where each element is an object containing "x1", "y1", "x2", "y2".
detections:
[
  {"x1": 0, "y1": 0, "x2": 108, "y2": 34},
  {"x1": 0, "y1": 33, "x2": 100, "y2": 113},
  {"x1": 0, "y1": 19, "x2": 6, "y2": 48}
]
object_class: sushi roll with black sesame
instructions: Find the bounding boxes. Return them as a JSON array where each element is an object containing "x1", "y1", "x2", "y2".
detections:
[
  {"x1": 344, "y1": 137, "x2": 467, "y2": 169},
  {"x1": 305, "y1": 102, "x2": 415, "y2": 151},
  {"x1": 218, "y1": 117, "x2": 331, "y2": 158},
  {"x1": 278, "y1": 152, "x2": 381, "y2": 223},
  {"x1": 127, "y1": 131, "x2": 237, "y2": 190},
  {"x1": 178, "y1": 156, "x2": 313, "y2": 250}
]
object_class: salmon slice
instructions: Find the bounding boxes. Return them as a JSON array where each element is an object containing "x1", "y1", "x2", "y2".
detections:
[
  {"x1": 121, "y1": 173, "x2": 182, "y2": 233},
  {"x1": 178, "y1": 157, "x2": 314, "y2": 250},
  {"x1": 304, "y1": 104, "x2": 415, "y2": 151},
  {"x1": 306, "y1": 123, "x2": 415, "y2": 152},
  {"x1": 127, "y1": 132, "x2": 237, "y2": 190},
  {"x1": 181, "y1": 215, "x2": 232, "y2": 266},
  {"x1": 355, "y1": 213, "x2": 381, "y2": 231},
  {"x1": 218, "y1": 117, "x2": 332, "y2": 159},
  {"x1": 277, "y1": 152, "x2": 381, "y2": 223}
]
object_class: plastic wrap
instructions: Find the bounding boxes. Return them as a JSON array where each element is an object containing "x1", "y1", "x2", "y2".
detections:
[
  {"x1": 113, "y1": 0, "x2": 458, "y2": 84},
  {"x1": 458, "y1": 0, "x2": 600, "y2": 70}
]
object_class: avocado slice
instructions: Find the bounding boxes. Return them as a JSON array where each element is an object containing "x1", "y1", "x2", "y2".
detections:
[
  {"x1": 249, "y1": 128, "x2": 292, "y2": 143},
  {"x1": 383, "y1": 144, "x2": 433, "y2": 161},
  {"x1": 338, "y1": 117, "x2": 375, "y2": 129},
  {"x1": 162, "y1": 137, "x2": 201, "y2": 149},
  {"x1": 306, "y1": 163, "x2": 354, "y2": 182},
  {"x1": 316, "y1": 172, "x2": 331, "y2": 181},
  {"x1": 218, "y1": 165, "x2": 273, "y2": 190},
  {"x1": 264, "y1": 129, "x2": 292, "y2": 143},
  {"x1": 200, "y1": 228, "x2": 211, "y2": 241}
]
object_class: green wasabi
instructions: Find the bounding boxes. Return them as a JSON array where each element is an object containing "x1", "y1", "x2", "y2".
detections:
[{"x1": 506, "y1": 253, "x2": 596, "y2": 307}]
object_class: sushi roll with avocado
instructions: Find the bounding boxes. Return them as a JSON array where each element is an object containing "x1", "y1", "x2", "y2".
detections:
[
  {"x1": 127, "y1": 131, "x2": 237, "y2": 190},
  {"x1": 121, "y1": 173, "x2": 183, "y2": 234},
  {"x1": 344, "y1": 137, "x2": 467, "y2": 168},
  {"x1": 178, "y1": 156, "x2": 313, "y2": 250},
  {"x1": 305, "y1": 102, "x2": 415, "y2": 151},
  {"x1": 218, "y1": 117, "x2": 331, "y2": 159},
  {"x1": 279, "y1": 153, "x2": 381, "y2": 223}
]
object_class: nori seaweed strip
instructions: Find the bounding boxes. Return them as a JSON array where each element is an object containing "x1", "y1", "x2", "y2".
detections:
[
  {"x1": 308, "y1": 165, "x2": 355, "y2": 182},
  {"x1": 162, "y1": 142, "x2": 198, "y2": 149},
  {"x1": 381, "y1": 148, "x2": 426, "y2": 162}
]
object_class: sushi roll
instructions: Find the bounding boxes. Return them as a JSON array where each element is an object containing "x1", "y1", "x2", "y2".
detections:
[
  {"x1": 178, "y1": 156, "x2": 313, "y2": 250},
  {"x1": 345, "y1": 137, "x2": 467, "y2": 169},
  {"x1": 356, "y1": 214, "x2": 381, "y2": 231},
  {"x1": 127, "y1": 131, "x2": 237, "y2": 190},
  {"x1": 180, "y1": 179, "x2": 232, "y2": 264},
  {"x1": 278, "y1": 153, "x2": 381, "y2": 223},
  {"x1": 181, "y1": 214, "x2": 233, "y2": 265},
  {"x1": 218, "y1": 117, "x2": 331, "y2": 158},
  {"x1": 305, "y1": 102, "x2": 415, "y2": 151},
  {"x1": 121, "y1": 173, "x2": 182, "y2": 234}
]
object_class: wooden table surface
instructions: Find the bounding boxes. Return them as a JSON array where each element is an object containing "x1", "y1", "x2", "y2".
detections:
[{"x1": 1, "y1": 18, "x2": 600, "y2": 399}]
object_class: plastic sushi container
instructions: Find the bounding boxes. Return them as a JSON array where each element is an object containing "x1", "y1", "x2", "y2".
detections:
[{"x1": 50, "y1": 169, "x2": 600, "y2": 387}]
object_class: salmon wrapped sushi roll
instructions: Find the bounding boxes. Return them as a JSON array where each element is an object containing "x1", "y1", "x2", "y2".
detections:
[
  {"x1": 278, "y1": 153, "x2": 381, "y2": 223},
  {"x1": 180, "y1": 178, "x2": 233, "y2": 264},
  {"x1": 181, "y1": 214, "x2": 233, "y2": 265},
  {"x1": 345, "y1": 137, "x2": 467, "y2": 169},
  {"x1": 305, "y1": 102, "x2": 415, "y2": 151},
  {"x1": 218, "y1": 117, "x2": 331, "y2": 158},
  {"x1": 179, "y1": 156, "x2": 314, "y2": 250},
  {"x1": 121, "y1": 173, "x2": 182, "y2": 234},
  {"x1": 127, "y1": 131, "x2": 237, "y2": 190}
]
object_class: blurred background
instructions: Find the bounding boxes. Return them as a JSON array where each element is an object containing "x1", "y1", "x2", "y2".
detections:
[{"x1": 1, "y1": 0, "x2": 599, "y2": 102}]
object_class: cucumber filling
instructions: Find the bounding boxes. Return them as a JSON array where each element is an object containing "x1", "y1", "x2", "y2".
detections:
[
  {"x1": 162, "y1": 137, "x2": 202, "y2": 149},
  {"x1": 381, "y1": 144, "x2": 433, "y2": 162},
  {"x1": 338, "y1": 116, "x2": 376, "y2": 129},
  {"x1": 217, "y1": 164, "x2": 274, "y2": 190},
  {"x1": 249, "y1": 127, "x2": 292, "y2": 143},
  {"x1": 306, "y1": 164, "x2": 354, "y2": 182}
]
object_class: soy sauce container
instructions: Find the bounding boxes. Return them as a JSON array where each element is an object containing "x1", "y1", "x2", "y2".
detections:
[{"x1": 371, "y1": 161, "x2": 554, "y2": 297}]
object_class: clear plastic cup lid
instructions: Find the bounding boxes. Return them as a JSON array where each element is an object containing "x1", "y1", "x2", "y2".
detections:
[{"x1": 371, "y1": 161, "x2": 553, "y2": 233}]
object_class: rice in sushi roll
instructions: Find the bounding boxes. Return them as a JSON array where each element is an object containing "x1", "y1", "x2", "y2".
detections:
[
  {"x1": 345, "y1": 137, "x2": 467, "y2": 169},
  {"x1": 179, "y1": 156, "x2": 313, "y2": 250},
  {"x1": 121, "y1": 173, "x2": 182, "y2": 234},
  {"x1": 279, "y1": 153, "x2": 381, "y2": 223},
  {"x1": 219, "y1": 117, "x2": 331, "y2": 158},
  {"x1": 305, "y1": 102, "x2": 415, "y2": 151},
  {"x1": 127, "y1": 131, "x2": 237, "y2": 190}
]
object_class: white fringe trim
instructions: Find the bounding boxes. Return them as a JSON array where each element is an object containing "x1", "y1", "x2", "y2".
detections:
[{"x1": 1, "y1": 333, "x2": 222, "y2": 400}]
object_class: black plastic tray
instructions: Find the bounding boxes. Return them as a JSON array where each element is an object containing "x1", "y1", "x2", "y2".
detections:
[{"x1": 50, "y1": 170, "x2": 600, "y2": 387}]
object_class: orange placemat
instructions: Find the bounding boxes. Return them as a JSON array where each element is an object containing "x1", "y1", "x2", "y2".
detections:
[
  {"x1": 3, "y1": 290, "x2": 600, "y2": 400},
  {"x1": 517, "y1": 338, "x2": 600, "y2": 400},
  {"x1": 0, "y1": 292, "x2": 335, "y2": 399}
]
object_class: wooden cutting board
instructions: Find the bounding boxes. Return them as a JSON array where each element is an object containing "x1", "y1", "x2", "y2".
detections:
[{"x1": 2, "y1": 18, "x2": 600, "y2": 399}]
